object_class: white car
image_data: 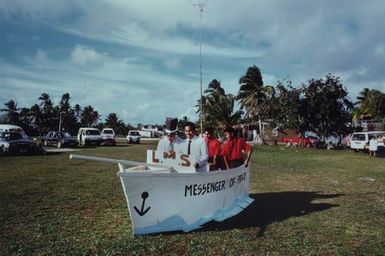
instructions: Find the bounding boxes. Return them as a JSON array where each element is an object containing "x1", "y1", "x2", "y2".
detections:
[
  {"x1": 127, "y1": 130, "x2": 141, "y2": 144},
  {"x1": 101, "y1": 128, "x2": 116, "y2": 146},
  {"x1": 77, "y1": 127, "x2": 103, "y2": 146}
]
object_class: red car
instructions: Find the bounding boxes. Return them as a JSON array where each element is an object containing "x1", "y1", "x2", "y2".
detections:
[{"x1": 282, "y1": 136, "x2": 312, "y2": 147}]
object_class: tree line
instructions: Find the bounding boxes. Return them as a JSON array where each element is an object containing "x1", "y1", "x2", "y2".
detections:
[
  {"x1": 0, "y1": 92, "x2": 136, "y2": 136},
  {"x1": 197, "y1": 65, "x2": 385, "y2": 138},
  {"x1": 1, "y1": 65, "x2": 385, "y2": 138}
]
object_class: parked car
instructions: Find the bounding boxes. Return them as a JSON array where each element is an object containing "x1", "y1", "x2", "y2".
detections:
[
  {"x1": 0, "y1": 131, "x2": 43, "y2": 155},
  {"x1": 101, "y1": 128, "x2": 116, "y2": 146},
  {"x1": 127, "y1": 130, "x2": 141, "y2": 144},
  {"x1": 77, "y1": 128, "x2": 103, "y2": 146},
  {"x1": 41, "y1": 131, "x2": 78, "y2": 148},
  {"x1": 349, "y1": 131, "x2": 385, "y2": 151}
]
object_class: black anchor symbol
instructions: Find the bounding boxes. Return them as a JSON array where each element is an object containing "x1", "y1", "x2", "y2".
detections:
[{"x1": 134, "y1": 192, "x2": 151, "y2": 216}]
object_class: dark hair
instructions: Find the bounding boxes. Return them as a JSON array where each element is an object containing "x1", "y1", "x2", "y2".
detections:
[
  {"x1": 204, "y1": 127, "x2": 214, "y2": 135},
  {"x1": 184, "y1": 121, "x2": 196, "y2": 130},
  {"x1": 224, "y1": 126, "x2": 236, "y2": 135}
]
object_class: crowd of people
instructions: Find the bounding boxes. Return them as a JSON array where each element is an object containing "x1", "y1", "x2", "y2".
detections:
[{"x1": 156, "y1": 118, "x2": 252, "y2": 172}]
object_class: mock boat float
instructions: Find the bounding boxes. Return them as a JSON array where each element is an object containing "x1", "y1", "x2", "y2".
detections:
[{"x1": 70, "y1": 150, "x2": 253, "y2": 235}]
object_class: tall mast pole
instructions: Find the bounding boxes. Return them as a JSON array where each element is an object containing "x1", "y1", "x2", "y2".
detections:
[
  {"x1": 192, "y1": 0, "x2": 206, "y2": 134},
  {"x1": 199, "y1": 1, "x2": 203, "y2": 134}
]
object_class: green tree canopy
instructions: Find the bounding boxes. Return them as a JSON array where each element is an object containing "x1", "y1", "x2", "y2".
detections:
[
  {"x1": 301, "y1": 74, "x2": 353, "y2": 137},
  {"x1": 237, "y1": 65, "x2": 264, "y2": 122},
  {"x1": 197, "y1": 79, "x2": 243, "y2": 136},
  {"x1": 260, "y1": 79, "x2": 303, "y2": 130},
  {"x1": 81, "y1": 106, "x2": 100, "y2": 127},
  {"x1": 353, "y1": 88, "x2": 385, "y2": 121},
  {"x1": 102, "y1": 113, "x2": 127, "y2": 135}
]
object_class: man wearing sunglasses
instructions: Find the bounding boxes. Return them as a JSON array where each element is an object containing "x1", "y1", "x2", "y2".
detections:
[{"x1": 156, "y1": 118, "x2": 183, "y2": 158}]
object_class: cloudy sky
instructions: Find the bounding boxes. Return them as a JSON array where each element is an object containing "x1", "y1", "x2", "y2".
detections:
[{"x1": 1, "y1": 0, "x2": 385, "y2": 125}]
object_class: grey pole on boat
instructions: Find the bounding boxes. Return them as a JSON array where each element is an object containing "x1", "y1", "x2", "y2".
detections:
[
  {"x1": 69, "y1": 154, "x2": 172, "y2": 169},
  {"x1": 69, "y1": 154, "x2": 145, "y2": 166},
  {"x1": 69, "y1": 154, "x2": 179, "y2": 173}
]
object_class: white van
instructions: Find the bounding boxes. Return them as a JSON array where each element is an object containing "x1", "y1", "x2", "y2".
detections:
[
  {"x1": 77, "y1": 127, "x2": 103, "y2": 146},
  {"x1": 349, "y1": 131, "x2": 385, "y2": 151}
]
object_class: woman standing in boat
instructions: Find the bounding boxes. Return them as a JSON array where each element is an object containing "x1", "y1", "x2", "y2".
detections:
[
  {"x1": 222, "y1": 127, "x2": 252, "y2": 169},
  {"x1": 203, "y1": 127, "x2": 222, "y2": 171}
]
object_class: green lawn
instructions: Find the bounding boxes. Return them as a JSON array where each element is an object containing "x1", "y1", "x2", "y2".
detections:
[{"x1": 1, "y1": 142, "x2": 384, "y2": 255}]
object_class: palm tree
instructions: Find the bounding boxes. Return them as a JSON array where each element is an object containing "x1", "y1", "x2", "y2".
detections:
[
  {"x1": 197, "y1": 80, "x2": 243, "y2": 136},
  {"x1": 30, "y1": 104, "x2": 44, "y2": 136},
  {"x1": 39, "y1": 93, "x2": 54, "y2": 114},
  {"x1": 105, "y1": 113, "x2": 119, "y2": 127},
  {"x1": 355, "y1": 88, "x2": 370, "y2": 107},
  {"x1": 18, "y1": 107, "x2": 34, "y2": 134},
  {"x1": 0, "y1": 100, "x2": 20, "y2": 124},
  {"x1": 38, "y1": 93, "x2": 56, "y2": 132},
  {"x1": 197, "y1": 79, "x2": 225, "y2": 125},
  {"x1": 205, "y1": 79, "x2": 225, "y2": 95},
  {"x1": 104, "y1": 113, "x2": 125, "y2": 134},
  {"x1": 237, "y1": 65, "x2": 264, "y2": 122},
  {"x1": 81, "y1": 106, "x2": 100, "y2": 127},
  {"x1": 354, "y1": 88, "x2": 385, "y2": 120},
  {"x1": 57, "y1": 93, "x2": 79, "y2": 133},
  {"x1": 205, "y1": 93, "x2": 243, "y2": 132},
  {"x1": 73, "y1": 104, "x2": 81, "y2": 120},
  {"x1": 59, "y1": 93, "x2": 71, "y2": 112}
]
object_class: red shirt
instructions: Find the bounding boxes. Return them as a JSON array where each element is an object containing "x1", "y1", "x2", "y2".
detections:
[
  {"x1": 207, "y1": 137, "x2": 221, "y2": 157},
  {"x1": 222, "y1": 138, "x2": 251, "y2": 161}
]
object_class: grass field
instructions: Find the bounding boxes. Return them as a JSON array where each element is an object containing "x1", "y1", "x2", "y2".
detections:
[{"x1": 1, "y1": 141, "x2": 385, "y2": 255}]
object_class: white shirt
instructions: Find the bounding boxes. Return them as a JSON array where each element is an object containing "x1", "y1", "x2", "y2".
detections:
[
  {"x1": 179, "y1": 135, "x2": 208, "y2": 172},
  {"x1": 157, "y1": 135, "x2": 183, "y2": 153},
  {"x1": 369, "y1": 138, "x2": 378, "y2": 151}
]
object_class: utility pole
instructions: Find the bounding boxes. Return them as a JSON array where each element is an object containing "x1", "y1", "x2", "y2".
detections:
[{"x1": 58, "y1": 112, "x2": 65, "y2": 132}]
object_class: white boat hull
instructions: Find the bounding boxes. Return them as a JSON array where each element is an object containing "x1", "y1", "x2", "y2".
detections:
[{"x1": 118, "y1": 150, "x2": 253, "y2": 235}]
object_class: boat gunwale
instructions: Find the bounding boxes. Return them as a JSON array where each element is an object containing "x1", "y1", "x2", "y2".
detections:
[{"x1": 117, "y1": 165, "x2": 249, "y2": 177}]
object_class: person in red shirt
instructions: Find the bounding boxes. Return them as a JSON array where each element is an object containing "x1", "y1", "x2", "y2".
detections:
[
  {"x1": 203, "y1": 127, "x2": 222, "y2": 171},
  {"x1": 222, "y1": 127, "x2": 252, "y2": 169}
]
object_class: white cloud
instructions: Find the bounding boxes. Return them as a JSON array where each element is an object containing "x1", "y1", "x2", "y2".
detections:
[
  {"x1": 2, "y1": 0, "x2": 385, "y2": 124},
  {"x1": 35, "y1": 49, "x2": 48, "y2": 63},
  {"x1": 375, "y1": 46, "x2": 385, "y2": 57},
  {"x1": 70, "y1": 44, "x2": 107, "y2": 66},
  {"x1": 162, "y1": 58, "x2": 180, "y2": 70},
  {"x1": 0, "y1": 52, "x2": 201, "y2": 124}
]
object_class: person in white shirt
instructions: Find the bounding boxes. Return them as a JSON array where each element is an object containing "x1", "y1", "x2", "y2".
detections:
[
  {"x1": 369, "y1": 136, "x2": 378, "y2": 158},
  {"x1": 157, "y1": 118, "x2": 183, "y2": 158},
  {"x1": 180, "y1": 121, "x2": 208, "y2": 172}
]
